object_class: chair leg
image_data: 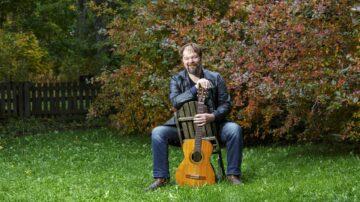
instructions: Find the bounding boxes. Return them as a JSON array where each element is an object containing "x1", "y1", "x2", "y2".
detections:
[
  {"x1": 217, "y1": 150, "x2": 226, "y2": 181},
  {"x1": 211, "y1": 163, "x2": 219, "y2": 183}
]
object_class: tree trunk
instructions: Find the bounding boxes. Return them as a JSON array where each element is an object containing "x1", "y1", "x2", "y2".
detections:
[
  {"x1": 93, "y1": 0, "x2": 106, "y2": 43},
  {"x1": 77, "y1": 0, "x2": 87, "y2": 38}
]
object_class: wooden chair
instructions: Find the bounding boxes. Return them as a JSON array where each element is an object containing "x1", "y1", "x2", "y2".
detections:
[{"x1": 174, "y1": 101, "x2": 226, "y2": 181}]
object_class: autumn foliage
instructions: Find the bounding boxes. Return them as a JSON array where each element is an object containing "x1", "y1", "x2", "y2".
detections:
[{"x1": 89, "y1": 0, "x2": 359, "y2": 142}]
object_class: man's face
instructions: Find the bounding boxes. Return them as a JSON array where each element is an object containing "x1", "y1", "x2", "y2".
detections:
[{"x1": 182, "y1": 47, "x2": 201, "y2": 75}]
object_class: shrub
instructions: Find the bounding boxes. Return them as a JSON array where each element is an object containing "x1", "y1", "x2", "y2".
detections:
[
  {"x1": 89, "y1": 1, "x2": 359, "y2": 142},
  {"x1": 0, "y1": 30, "x2": 52, "y2": 81}
]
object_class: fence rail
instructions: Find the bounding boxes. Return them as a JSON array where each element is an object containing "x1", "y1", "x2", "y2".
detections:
[{"x1": 0, "y1": 82, "x2": 100, "y2": 118}]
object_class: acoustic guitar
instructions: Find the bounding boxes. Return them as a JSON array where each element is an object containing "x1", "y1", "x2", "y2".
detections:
[{"x1": 175, "y1": 86, "x2": 216, "y2": 186}]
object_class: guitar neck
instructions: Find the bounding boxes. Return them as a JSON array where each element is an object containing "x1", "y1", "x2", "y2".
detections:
[{"x1": 194, "y1": 101, "x2": 206, "y2": 152}]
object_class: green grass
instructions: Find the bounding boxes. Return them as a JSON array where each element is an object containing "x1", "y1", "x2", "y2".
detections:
[{"x1": 0, "y1": 128, "x2": 359, "y2": 201}]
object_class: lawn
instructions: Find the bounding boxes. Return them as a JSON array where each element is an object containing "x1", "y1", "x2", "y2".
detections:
[{"x1": 0, "y1": 128, "x2": 359, "y2": 201}]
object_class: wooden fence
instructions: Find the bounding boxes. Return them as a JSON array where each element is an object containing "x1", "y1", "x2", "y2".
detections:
[{"x1": 0, "y1": 82, "x2": 100, "y2": 118}]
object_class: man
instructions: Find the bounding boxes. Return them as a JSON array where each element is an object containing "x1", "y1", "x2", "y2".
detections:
[{"x1": 146, "y1": 43, "x2": 243, "y2": 191}]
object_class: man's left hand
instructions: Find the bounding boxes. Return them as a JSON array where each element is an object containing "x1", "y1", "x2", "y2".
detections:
[{"x1": 193, "y1": 113, "x2": 215, "y2": 127}]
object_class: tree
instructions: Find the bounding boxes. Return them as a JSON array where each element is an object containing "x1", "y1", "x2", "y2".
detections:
[{"x1": 0, "y1": 30, "x2": 51, "y2": 81}]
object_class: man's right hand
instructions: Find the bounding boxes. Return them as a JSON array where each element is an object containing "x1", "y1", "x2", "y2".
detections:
[{"x1": 195, "y1": 78, "x2": 213, "y2": 89}]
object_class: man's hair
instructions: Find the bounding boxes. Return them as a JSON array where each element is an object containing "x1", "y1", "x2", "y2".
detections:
[{"x1": 179, "y1": 43, "x2": 203, "y2": 58}]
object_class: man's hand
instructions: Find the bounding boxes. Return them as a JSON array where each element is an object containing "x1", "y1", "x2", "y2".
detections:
[
  {"x1": 195, "y1": 78, "x2": 213, "y2": 89},
  {"x1": 193, "y1": 113, "x2": 215, "y2": 127}
]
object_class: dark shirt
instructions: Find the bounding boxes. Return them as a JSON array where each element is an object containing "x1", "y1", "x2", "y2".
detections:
[{"x1": 189, "y1": 78, "x2": 197, "y2": 95}]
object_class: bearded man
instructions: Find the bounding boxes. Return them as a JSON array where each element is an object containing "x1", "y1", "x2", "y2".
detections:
[{"x1": 146, "y1": 43, "x2": 243, "y2": 191}]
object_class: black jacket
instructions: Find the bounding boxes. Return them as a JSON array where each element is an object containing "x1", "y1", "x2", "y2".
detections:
[{"x1": 163, "y1": 68, "x2": 232, "y2": 126}]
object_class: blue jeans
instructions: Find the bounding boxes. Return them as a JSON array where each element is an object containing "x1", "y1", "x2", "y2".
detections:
[{"x1": 151, "y1": 122, "x2": 243, "y2": 179}]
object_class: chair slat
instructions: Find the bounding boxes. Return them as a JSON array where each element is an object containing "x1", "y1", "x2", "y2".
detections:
[
  {"x1": 205, "y1": 123, "x2": 212, "y2": 137},
  {"x1": 177, "y1": 117, "x2": 193, "y2": 121},
  {"x1": 179, "y1": 106, "x2": 190, "y2": 139},
  {"x1": 184, "y1": 103, "x2": 195, "y2": 138},
  {"x1": 189, "y1": 102, "x2": 198, "y2": 138}
]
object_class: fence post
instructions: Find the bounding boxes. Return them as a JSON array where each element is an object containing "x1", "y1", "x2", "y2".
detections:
[
  {"x1": 18, "y1": 82, "x2": 24, "y2": 117},
  {"x1": 0, "y1": 84, "x2": 3, "y2": 118},
  {"x1": 24, "y1": 82, "x2": 31, "y2": 117}
]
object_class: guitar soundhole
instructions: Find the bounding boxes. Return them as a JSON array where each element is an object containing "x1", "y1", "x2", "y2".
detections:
[{"x1": 191, "y1": 151, "x2": 203, "y2": 163}]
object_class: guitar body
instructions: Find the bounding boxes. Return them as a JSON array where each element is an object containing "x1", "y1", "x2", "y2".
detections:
[{"x1": 175, "y1": 139, "x2": 216, "y2": 186}]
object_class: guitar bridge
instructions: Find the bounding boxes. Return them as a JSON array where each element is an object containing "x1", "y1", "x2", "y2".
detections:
[{"x1": 185, "y1": 174, "x2": 206, "y2": 180}]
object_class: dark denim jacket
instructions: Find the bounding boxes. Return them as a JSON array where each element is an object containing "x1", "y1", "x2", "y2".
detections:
[{"x1": 163, "y1": 68, "x2": 232, "y2": 126}]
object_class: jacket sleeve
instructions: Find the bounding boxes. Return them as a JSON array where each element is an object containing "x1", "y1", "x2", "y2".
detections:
[
  {"x1": 169, "y1": 76, "x2": 196, "y2": 109},
  {"x1": 212, "y1": 74, "x2": 232, "y2": 121}
]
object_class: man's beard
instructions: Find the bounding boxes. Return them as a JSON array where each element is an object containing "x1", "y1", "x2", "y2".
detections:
[{"x1": 186, "y1": 64, "x2": 202, "y2": 76}]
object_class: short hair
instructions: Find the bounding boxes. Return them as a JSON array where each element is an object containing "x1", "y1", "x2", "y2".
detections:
[{"x1": 179, "y1": 43, "x2": 203, "y2": 58}]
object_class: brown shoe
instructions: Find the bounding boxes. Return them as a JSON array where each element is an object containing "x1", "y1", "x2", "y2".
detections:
[
  {"x1": 145, "y1": 178, "x2": 169, "y2": 191},
  {"x1": 227, "y1": 175, "x2": 242, "y2": 185}
]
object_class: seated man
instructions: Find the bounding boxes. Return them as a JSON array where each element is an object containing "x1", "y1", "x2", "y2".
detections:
[{"x1": 146, "y1": 43, "x2": 243, "y2": 191}]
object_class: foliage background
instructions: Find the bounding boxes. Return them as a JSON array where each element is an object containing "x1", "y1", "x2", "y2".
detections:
[
  {"x1": 0, "y1": 0, "x2": 358, "y2": 142},
  {"x1": 89, "y1": 0, "x2": 359, "y2": 143},
  {"x1": 0, "y1": 0, "x2": 125, "y2": 81}
]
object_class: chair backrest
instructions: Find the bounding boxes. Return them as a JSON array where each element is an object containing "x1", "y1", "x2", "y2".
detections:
[{"x1": 174, "y1": 101, "x2": 221, "y2": 152}]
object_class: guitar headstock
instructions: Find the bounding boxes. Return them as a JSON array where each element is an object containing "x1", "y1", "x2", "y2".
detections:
[{"x1": 197, "y1": 85, "x2": 208, "y2": 103}]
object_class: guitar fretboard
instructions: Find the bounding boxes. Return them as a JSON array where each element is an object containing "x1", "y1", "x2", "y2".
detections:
[{"x1": 194, "y1": 101, "x2": 206, "y2": 153}]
